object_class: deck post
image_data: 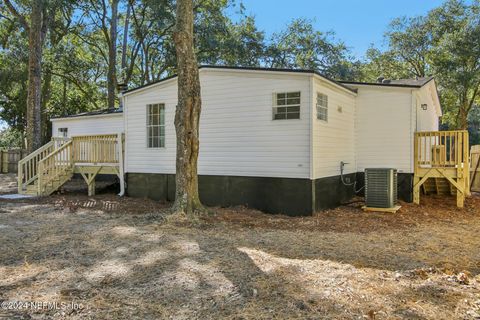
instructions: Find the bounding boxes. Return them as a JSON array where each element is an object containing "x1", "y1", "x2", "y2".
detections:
[
  {"x1": 17, "y1": 159, "x2": 23, "y2": 194},
  {"x1": 88, "y1": 176, "x2": 96, "y2": 197},
  {"x1": 413, "y1": 130, "x2": 470, "y2": 208},
  {"x1": 413, "y1": 132, "x2": 419, "y2": 204},
  {"x1": 413, "y1": 177, "x2": 420, "y2": 204},
  {"x1": 464, "y1": 132, "x2": 470, "y2": 196}
]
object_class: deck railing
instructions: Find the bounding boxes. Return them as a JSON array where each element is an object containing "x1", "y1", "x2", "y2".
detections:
[
  {"x1": 414, "y1": 130, "x2": 470, "y2": 208},
  {"x1": 471, "y1": 145, "x2": 480, "y2": 192},
  {"x1": 414, "y1": 130, "x2": 469, "y2": 169},
  {"x1": 71, "y1": 134, "x2": 119, "y2": 164},
  {"x1": 18, "y1": 141, "x2": 56, "y2": 193},
  {"x1": 37, "y1": 141, "x2": 73, "y2": 194},
  {"x1": 17, "y1": 137, "x2": 70, "y2": 193}
]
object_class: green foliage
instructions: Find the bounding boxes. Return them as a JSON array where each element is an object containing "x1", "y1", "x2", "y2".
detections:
[
  {"x1": 4, "y1": 0, "x2": 478, "y2": 137},
  {"x1": 361, "y1": 0, "x2": 480, "y2": 130},
  {"x1": 428, "y1": 0, "x2": 480, "y2": 129},
  {"x1": 357, "y1": 47, "x2": 412, "y2": 82},
  {"x1": 0, "y1": 18, "x2": 28, "y2": 132},
  {"x1": 264, "y1": 19, "x2": 352, "y2": 78},
  {"x1": 468, "y1": 106, "x2": 480, "y2": 145},
  {"x1": 386, "y1": 16, "x2": 432, "y2": 77},
  {"x1": 0, "y1": 127, "x2": 22, "y2": 149}
]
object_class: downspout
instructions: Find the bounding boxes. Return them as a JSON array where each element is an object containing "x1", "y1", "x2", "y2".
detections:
[
  {"x1": 309, "y1": 75, "x2": 315, "y2": 213},
  {"x1": 411, "y1": 90, "x2": 418, "y2": 174},
  {"x1": 117, "y1": 93, "x2": 126, "y2": 196}
]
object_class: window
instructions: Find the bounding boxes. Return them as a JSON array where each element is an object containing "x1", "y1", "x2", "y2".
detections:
[
  {"x1": 58, "y1": 127, "x2": 68, "y2": 138},
  {"x1": 273, "y1": 92, "x2": 301, "y2": 120},
  {"x1": 316, "y1": 93, "x2": 328, "y2": 121},
  {"x1": 147, "y1": 103, "x2": 165, "y2": 148}
]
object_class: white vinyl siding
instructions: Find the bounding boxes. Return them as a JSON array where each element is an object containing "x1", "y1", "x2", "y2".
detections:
[
  {"x1": 51, "y1": 113, "x2": 124, "y2": 137},
  {"x1": 415, "y1": 83, "x2": 440, "y2": 132},
  {"x1": 354, "y1": 85, "x2": 413, "y2": 173},
  {"x1": 312, "y1": 78, "x2": 356, "y2": 179},
  {"x1": 124, "y1": 69, "x2": 312, "y2": 179}
]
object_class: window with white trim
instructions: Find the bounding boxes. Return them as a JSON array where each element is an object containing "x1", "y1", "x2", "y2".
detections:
[
  {"x1": 147, "y1": 103, "x2": 165, "y2": 148},
  {"x1": 273, "y1": 91, "x2": 301, "y2": 120},
  {"x1": 316, "y1": 92, "x2": 328, "y2": 121},
  {"x1": 58, "y1": 127, "x2": 68, "y2": 137}
]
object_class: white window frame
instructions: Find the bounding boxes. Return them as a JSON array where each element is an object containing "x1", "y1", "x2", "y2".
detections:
[
  {"x1": 316, "y1": 92, "x2": 328, "y2": 121},
  {"x1": 58, "y1": 127, "x2": 68, "y2": 138},
  {"x1": 146, "y1": 103, "x2": 165, "y2": 148},
  {"x1": 273, "y1": 91, "x2": 301, "y2": 120}
]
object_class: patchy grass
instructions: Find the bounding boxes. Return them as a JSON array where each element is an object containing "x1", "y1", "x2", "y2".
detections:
[{"x1": 0, "y1": 175, "x2": 479, "y2": 319}]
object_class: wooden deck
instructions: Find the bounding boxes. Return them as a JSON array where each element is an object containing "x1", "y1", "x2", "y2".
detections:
[
  {"x1": 18, "y1": 134, "x2": 124, "y2": 197},
  {"x1": 471, "y1": 145, "x2": 480, "y2": 192},
  {"x1": 413, "y1": 130, "x2": 469, "y2": 208}
]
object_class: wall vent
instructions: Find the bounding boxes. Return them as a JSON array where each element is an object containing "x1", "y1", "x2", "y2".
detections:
[{"x1": 365, "y1": 168, "x2": 398, "y2": 208}]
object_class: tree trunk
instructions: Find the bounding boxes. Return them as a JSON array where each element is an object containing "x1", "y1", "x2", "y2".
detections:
[
  {"x1": 107, "y1": 0, "x2": 119, "y2": 110},
  {"x1": 171, "y1": 0, "x2": 204, "y2": 215},
  {"x1": 26, "y1": 0, "x2": 44, "y2": 152},
  {"x1": 120, "y1": 1, "x2": 131, "y2": 73},
  {"x1": 458, "y1": 105, "x2": 469, "y2": 130},
  {"x1": 41, "y1": 67, "x2": 52, "y2": 144}
]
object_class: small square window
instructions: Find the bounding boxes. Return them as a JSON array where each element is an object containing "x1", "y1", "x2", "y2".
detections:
[
  {"x1": 58, "y1": 128, "x2": 68, "y2": 138},
  {"x1": 273, "y1": 91, "x2": 301, "y2": 120}
]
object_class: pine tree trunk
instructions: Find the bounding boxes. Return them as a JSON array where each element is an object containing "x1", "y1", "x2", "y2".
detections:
[
  {"x1": 41, "y1": 67, "x2": 52, "y2": 144},
  {"x1": 171, "y1": 0, "x2": 204, "y2": 215},
  {"x1": 107, "y1": 0, "x2": 119, "y2": 110},
  {"x1": 458, "y1": 106, "x2": 469, "y2": 130},
  {"x1": 26, "y1": 0, "x2": 43, "y2": 152}
]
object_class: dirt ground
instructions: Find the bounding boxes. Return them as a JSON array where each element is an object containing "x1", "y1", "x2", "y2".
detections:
[
  {"x1": 0, "y1": 173, "x2": 17, "y2": 194},
  {"x1": 0, "y1": 174, "x2": 479, "y2": 319}
]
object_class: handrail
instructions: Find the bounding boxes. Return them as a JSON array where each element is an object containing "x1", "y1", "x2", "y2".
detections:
[
  {"x1": 414, "y1": 130, "x2": 469, "y2": 170},
  {"x1": 71, "y1": 134, "x2": 119, "y2": 164},
  {"x1": 37, "y1": 141, "x2": 73, "y2": 194},
  {"x1": 18, "y1": 134, "x2": 122, "y2": 195},
  {"x1": 19, "y1": 141, "x2": 54, "y2": 165},
  {"x1": 18, "y1": 140, "x2": 56, "y2": 193}
]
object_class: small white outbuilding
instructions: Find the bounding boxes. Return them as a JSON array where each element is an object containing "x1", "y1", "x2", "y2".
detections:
[{"x1": 51, "y1": 109, "x2": 124, "y2": 138}]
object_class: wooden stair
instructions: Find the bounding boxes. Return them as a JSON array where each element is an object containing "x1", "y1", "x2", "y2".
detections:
[
  {"x1": 24, "y1": 170, "x2": 73, "y2": 196},
  {"x1": 18, "y1": 139, "x2": 74, "y2": 196},
  {"x1": 422, "y1": 178, "x2": 456, "y2": 196},
  {"x1": 18, "y1": 134, "x2": 124, "y2": 197}
]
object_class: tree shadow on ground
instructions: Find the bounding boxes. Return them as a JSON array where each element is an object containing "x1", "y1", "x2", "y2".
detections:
[{"x1": 0, "y1": 199, "x2": 478, "y2": 319}]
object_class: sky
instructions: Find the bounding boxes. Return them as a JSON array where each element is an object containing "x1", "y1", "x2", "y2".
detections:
[
  {"x1": 234, "y1": 0, "x2": 446, "y2": 59},
  {"x1": 0, "y1": 0, "x2": 453, "y2": 132}
]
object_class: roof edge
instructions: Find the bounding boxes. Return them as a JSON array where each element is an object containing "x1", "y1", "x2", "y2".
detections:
[
  {"x1": 50, "y1": 109, "x2": 123, "y2": 121},
  {"x1": 121, "y1": 65, "x2": 357, "y2": 95},
  {"x1": 340, "y1": 76, "x2": 435, "y2": 89}
]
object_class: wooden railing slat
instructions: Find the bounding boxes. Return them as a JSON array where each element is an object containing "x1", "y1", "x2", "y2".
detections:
[
  {"x1": 414, "y1": 130, "x2": 468, "y2": 174},
  {"x1": 70, "y1": 134, "x2": 118, "y2": 164}
]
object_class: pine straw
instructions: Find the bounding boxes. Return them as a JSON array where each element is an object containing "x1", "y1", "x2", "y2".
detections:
[{"x1": 0, "y1": 185, "x2": 479, "y2": 319}]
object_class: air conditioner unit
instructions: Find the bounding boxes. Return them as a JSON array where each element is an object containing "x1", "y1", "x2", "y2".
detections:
[{"x1": 365, "y1": 168, "x2": 398, "y2": 208}]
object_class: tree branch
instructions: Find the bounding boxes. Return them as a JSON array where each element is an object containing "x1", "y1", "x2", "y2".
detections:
[{"x1": 3, "y1": 0, "x2": 29, "y2": 31}]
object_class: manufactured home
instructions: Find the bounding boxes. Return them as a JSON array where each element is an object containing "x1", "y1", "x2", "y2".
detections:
[{"x1": 19, "y1": 66, "x2": 470, "y2": 216}]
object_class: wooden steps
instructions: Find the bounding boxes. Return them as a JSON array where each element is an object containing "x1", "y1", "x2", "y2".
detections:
[
  {"x1": 422, "y1": 178, "x2": 456, "y2": 196},
  {"x1": 18, "y1": 134, "x2": 124, "y2": 197},
  {"x1": 414, "y1": 130, "x2": 469, "y2": 208},
  {"x1": 22, "y1": 170, "x2": 73, "y2": 196}
]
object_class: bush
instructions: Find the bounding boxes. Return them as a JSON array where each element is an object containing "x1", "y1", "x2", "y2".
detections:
[{"x1": 0, "y1": 127, "x2": 23, "y2": 149}]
